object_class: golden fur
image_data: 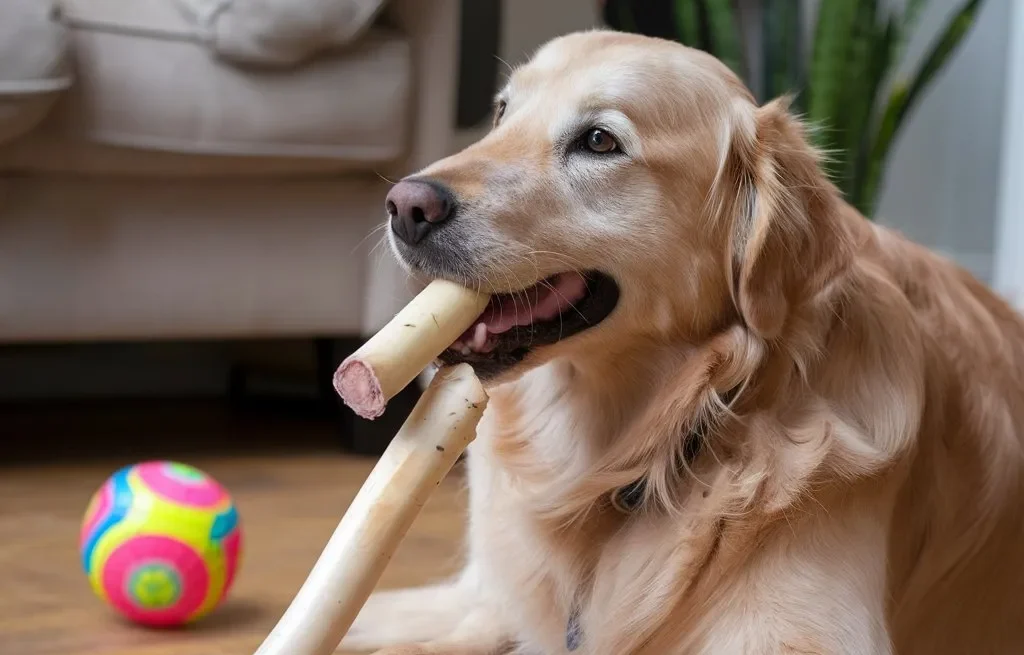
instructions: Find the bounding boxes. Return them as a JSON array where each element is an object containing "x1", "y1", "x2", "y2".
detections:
[{"x1": 342, "y1": 31, "x2": 1024, "y2": 654}]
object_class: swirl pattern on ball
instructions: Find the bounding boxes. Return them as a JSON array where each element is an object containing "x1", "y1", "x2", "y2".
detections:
[{"x1": 79, "y1": 461, "x2": 243, "y2": 626}]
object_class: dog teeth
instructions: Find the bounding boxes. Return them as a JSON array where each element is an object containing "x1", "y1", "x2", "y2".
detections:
[
  {"x1": 451, "y1": 324, "x2": 496, "y2": 356},
  {"x1": 470, "y1": 323, "x2": 488, "y2": 352}
]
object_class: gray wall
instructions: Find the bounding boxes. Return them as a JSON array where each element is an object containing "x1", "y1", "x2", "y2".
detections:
[{"x1": 993, "y1": 0, "x2": 1024, "y2": 302}]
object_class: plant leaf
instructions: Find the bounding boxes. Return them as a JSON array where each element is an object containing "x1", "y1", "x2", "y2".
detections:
[
  {"x1": 860, "y1": 0, "x2": 984, "y2": 216},
  {"x1": 610, "y1": 0, "x2": 638, "y2": 33},
  {"x1": 763, "y1": 0, "x2": 777, "y2": 101},
  {"x1": 832, "y1": 0, "x2": 880, "y2": 198},
  {"x1": 899, "y1": 0, "x2": 982, "y2": 128},
  {"x1": 808, "y1": 0, "x2": 860, "y2": 156},
  {"x1": 886, "y1": 0, "x2": 930, "y2": 80},
  {"x1": 675, "y1": 0, "x2": 700, "y2": 47},
  {"x1": 851, "y1": 15, "x2": 897, "y2": 211},
  {"x1": 763, "y1": 0, "x2": 805, "y2": 108},
  {"x1": 698, "y1": 0, "x2": 743, "y2": 76}
]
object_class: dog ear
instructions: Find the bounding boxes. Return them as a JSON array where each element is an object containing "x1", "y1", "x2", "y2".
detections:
[{"x1": 711, "y1": 97, "x2": 853, "y2": 340}]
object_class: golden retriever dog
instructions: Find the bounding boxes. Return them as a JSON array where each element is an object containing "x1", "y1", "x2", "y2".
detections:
[{"x1": 342, "y1": 30, "x2": 1024, "y2": 655}]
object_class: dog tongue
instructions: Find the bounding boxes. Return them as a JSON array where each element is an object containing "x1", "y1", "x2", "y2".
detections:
[
  {"x1": 481, "y1": 272, "x2": 588, "y2": 334},
  {"x1": 449, "y1": 272, "x2": 589, "y2": 354}
]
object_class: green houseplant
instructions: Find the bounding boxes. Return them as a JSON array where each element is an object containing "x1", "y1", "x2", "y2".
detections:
[{"x1": 601, "y1": 0, "x2": 985, "y2": 218}]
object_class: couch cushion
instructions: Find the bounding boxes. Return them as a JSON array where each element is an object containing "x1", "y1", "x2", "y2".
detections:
[
  {"x1": 174, "y1": 0, "x2": 389, "y2": 67},
  {"x1": 0, "y1": 0, "x2": 73, "y2": 144},
  {"x1": 0, "y1": 176, "x2": 408, "y2": 340},
  {"x1": 0, "y1": 0, "x2": 410, "y2": 175}
]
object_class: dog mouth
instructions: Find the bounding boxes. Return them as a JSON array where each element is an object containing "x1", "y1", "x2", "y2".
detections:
[{"x1": 437, "y1": 271, "x2": 620, "y2": 379}]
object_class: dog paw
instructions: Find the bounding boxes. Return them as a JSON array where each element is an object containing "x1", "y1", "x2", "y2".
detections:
[
  {"x1": 340, "y1": 584, "x2": 471, "y2": 652},
  {"x1": 369, "y1": 645, "x2": 500, "y2": 655}
]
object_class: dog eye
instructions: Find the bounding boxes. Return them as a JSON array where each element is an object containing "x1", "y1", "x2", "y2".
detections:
[
  {"x1": 585, "y1": 128, "x2": 617, "y2": 154},
  {"x1": 493, "y1": 100, "x2": 507, "y2": 127}
]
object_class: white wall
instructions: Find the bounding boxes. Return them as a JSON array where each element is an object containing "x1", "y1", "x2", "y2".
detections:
[{"x1": 993, "y1": 0, "x2": 1024, "y2": 303}]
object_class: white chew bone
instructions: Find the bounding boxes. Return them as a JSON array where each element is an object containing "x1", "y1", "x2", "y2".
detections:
[
  {"x1": 334, "y1": 279, "x2": 490, "y2": 419},
  {"x1": 254, "y1": 364, "x2": 488, "y2": 655}
]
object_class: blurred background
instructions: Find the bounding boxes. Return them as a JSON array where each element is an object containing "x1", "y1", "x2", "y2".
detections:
[
  {"x1": 2, "y1": 0, "x2": 1015, "y2": 466},
  {"x1": 1, "y1": 0, "x2": 1020, "y2": 463},
  {"x1": 1, "y1": 0, "x2": 1022, "y2": 650}
]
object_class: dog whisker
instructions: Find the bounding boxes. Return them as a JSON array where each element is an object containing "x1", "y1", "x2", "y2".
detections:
[
  {"x1": 351, "y1": 222, "x2": 390, "y2": 256},
  {"x1": 373, "y1": 171, "x2": 399, "y2": 185}
]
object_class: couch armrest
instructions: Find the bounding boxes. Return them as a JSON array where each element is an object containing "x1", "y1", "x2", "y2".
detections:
[
  {"x1": 0, "y1": 0, "x2": 72, "y2": 144},
  {"x1": 388, "y1": 0, "x2": 460, "y2": 172},
  {"x1": 360, "y1": 0, "x2": 461, "y2": 334}
]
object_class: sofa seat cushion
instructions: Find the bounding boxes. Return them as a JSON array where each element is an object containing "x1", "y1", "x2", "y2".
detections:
[
  {"x1": 0, "y1": 0, "x2": 410, "y2": 175},
  {"x1": 0, "y1": 0, "x2": 73, "y2": 144},
  {"x1": 0, "y1": 176, "x2": 409, "y2": 340}
]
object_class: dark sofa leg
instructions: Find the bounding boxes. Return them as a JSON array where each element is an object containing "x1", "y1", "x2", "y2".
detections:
[{"x1": 314, "y1": 337, "x2": 353, "y2": 451}]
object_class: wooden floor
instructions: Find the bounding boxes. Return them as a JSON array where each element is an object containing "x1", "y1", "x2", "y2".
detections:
[{"x1": 0, "y1": 403, "x2": 469, "y2": 655}]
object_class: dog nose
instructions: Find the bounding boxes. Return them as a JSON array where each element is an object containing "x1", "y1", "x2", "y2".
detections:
[{"x1": 386, "y1": 179, "x2": 454, "y2": 245}]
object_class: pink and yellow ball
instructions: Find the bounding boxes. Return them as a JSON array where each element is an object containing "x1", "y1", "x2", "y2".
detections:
[{"x1": 79, "y1": 461, "x2": 243, "y2": 627}]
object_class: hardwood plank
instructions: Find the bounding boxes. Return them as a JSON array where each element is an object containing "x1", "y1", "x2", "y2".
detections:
[{"x1": 0, "y1": 454, "x2": 468, "y2": 654}]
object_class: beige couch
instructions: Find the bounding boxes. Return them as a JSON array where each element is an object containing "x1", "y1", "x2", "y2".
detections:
[{"x1": 0, "y1": 0, "x2": 459, "y2": 343}]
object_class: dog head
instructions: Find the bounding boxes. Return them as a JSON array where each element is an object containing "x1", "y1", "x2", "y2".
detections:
[{"x1": 386, "y1": 30, "x2": 849, "y2": 383}]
